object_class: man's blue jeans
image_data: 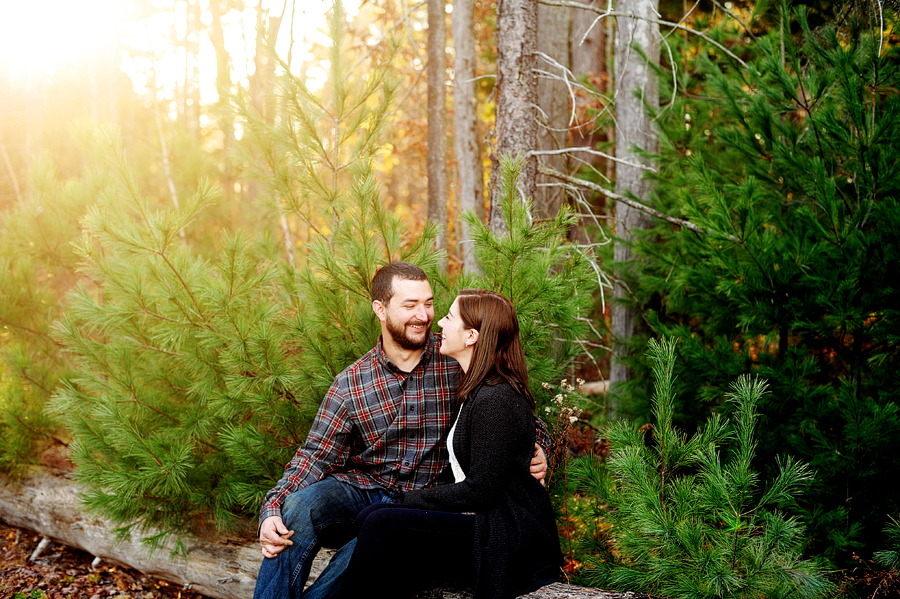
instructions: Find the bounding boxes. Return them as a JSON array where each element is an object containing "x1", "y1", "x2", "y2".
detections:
[{"x1": 253, "y1": 477, "x2": 396, "y2": 599}]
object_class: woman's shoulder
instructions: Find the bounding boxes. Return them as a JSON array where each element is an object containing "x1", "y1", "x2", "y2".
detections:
[
  {"x1": 473, "y1": 379, "x2": 515, "y2": 398},
  {"x1": 470, "y1": 380, "x2": 531, "y2": 414}
]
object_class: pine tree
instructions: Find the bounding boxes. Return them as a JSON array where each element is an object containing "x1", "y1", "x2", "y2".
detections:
[
  {"x1": 45, "y1": 0, "x2": 599, "y2": 552},
  {"x1": 623, "y1": 0, "x2": 900, "y2": 564},
  {"x1": 222, "y1": 0, "x2": 443, "y2": 515},
  {"x1": 46, "y1": 1, "x2": 427, "y2": 552},
  {"x1": 575, "y1": 338, "x2": 833, "y2": 599},
  {"x1": 0, "y1": 102, "x2": 253, "y2": 478},
  {"x1": 0, "y1": 152, "x2": 95, "y2": 474},
  {"x1": 460, "y1": 154, "x2": 597, "y2": 406},
  {"x1": 48, "y1": 128, "x2": 270, "y2": 552}
]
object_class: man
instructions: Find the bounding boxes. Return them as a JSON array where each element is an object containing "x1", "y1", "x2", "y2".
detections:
[{"x1": 253, "y1": 261, "x2": 548, "y2": 599}]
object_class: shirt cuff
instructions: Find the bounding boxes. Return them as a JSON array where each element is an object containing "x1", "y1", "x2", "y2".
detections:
[{"x1": 259, "y1": 503, "x2": 283, "y2": 529}]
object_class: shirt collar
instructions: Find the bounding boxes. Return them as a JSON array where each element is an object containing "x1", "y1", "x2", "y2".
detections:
[{"x1": 376, "y1": 333, "x2": 436, "y2": 375}]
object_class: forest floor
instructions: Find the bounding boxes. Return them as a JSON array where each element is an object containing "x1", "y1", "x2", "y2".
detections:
[{"x1": 0, "y1": 520, "x2": 211, "y2": 599}]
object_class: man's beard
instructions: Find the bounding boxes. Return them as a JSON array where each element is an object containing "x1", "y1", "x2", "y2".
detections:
[{"x1": 385, "y1": 314, "x2": 431, "y2": 350}]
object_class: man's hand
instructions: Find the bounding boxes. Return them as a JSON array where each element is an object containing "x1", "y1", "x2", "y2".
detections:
[
  {"x1": 259, "y1": 515, "x2": 294, "y2": 559},
  {"x1": 530, "y1": 443, "x2": 548, "y2": 486}
]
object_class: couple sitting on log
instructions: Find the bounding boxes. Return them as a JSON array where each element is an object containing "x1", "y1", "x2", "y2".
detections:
[{"x1": 253, "y1": 261, "x2": 563, "y2": 599}]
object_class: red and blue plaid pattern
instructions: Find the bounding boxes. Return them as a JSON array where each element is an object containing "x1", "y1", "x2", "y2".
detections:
[{"x1": 261, "y1": 333, "x2": 460, "y2": 522}]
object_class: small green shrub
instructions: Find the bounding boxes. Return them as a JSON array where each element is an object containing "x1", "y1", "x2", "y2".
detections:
[
  {"x1": 874, "y1": 517, "x2": 900, "y2": 573},
  {"x1": 575, "y1": 338, "x2": 834, "y2": 599}
]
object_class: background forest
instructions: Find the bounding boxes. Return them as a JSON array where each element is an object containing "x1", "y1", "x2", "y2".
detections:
[{"x1": 1, "y1": 0, "x2": 899, "y2": 598}]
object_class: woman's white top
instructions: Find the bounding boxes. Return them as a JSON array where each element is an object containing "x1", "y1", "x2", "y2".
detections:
[{"x1": 447, "y1": 413, "x2": 466, "y2": 483}]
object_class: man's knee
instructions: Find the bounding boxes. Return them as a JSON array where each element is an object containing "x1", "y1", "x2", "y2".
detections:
[{"x1": 279, "y1": 479, "x2": 360, "y2": 548}]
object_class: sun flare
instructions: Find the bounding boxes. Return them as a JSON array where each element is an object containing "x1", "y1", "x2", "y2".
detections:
[
  {"x1": 0, "y1": 0, "x2": 124, "y2": 81},
  {"x1": 1, "y1": 0, "x2": 348, "y2": 100}
]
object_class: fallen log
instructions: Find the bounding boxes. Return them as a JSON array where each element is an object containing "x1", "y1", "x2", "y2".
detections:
[
  {"x1": 0, "y1": 470, "x2": 643, "y2": 599},
  {"x1": 0, "y1": 470, "x2": 333, "y2": 599}
]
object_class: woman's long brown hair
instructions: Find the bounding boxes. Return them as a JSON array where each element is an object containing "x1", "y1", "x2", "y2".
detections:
[{"x1": 454, "y1": 289, "x2": 535, "y2": 410}]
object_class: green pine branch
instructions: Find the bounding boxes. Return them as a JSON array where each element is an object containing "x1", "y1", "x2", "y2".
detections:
[{"x1": 577, "y1": 338, "x2": 833, "y2": 599}]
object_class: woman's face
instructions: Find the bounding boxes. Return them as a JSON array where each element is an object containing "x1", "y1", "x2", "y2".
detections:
[{"x1": 438, "y1": 297, "x2": 475, "y2": 370}]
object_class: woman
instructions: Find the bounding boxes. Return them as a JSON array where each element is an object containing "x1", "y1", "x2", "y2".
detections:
[{"x1": 338, "y1": 289, "x2": 563, "y2": 599}]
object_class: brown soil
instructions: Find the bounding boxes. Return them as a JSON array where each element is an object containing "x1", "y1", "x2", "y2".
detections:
[
  {"x1": 0, "y1": 520, "x2": 211, "y2": 599},
  {"x1": 844, "y1": 565, "x2": 900, "y2": 599}
]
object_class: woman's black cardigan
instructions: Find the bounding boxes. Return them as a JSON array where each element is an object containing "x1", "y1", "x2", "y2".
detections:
[{"x1": 402, "y1": 381, "x2": 563, "y2": 599}]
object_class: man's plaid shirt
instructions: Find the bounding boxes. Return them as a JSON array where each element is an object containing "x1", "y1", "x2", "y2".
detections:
[{"x1": 260, "y1": 333, "x2": 460, "y2": 523}]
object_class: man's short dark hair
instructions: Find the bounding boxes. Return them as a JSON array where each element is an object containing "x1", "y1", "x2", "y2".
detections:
[{"x1": 371, "y1": 261, "x2": 428, "y2": 304}]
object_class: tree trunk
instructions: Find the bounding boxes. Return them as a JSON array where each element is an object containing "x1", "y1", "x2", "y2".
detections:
[
  {"x1": 427, "y1": 0, "x2": 448, "y2": 261},
  {"x1": 208, "y1": 0, "x2": 235, "y2": 206},
  {"x1": 0, "y1": 471, "x2": 335, "y2": 599},
  {"x1": 534, "y1": 0, "x2": 569, "y2": 220},
  {"x1": 24, "y1": 74, "x2": 41, "y2": 180},
  {"x1": 452, "y1": 0, "x2": 483, "y2": 272},
  {"x1": 570, "y1": 0, "x2": 609, "y2": 168},
  {"x1": 246, "y1": 2, "x2": 285, "y2": 208},
  {"x1": 188, "y1": 0, "x2": 202, "y2": 135},
  {"x1": 569, "y1": 1, "x2": 610, "y2": 243},
  {"x1": 489, "y1": 0, "x2": 539, "y2": 235},
  {"x1": 252, "y1": 3, "x2": 285, "y2": 123},
  {"x1": 610, "y1": 0, "x2": 659, "y2": 419}
]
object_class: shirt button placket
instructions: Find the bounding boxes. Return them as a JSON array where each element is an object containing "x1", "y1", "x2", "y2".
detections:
[{"x1": 401, "y1": 378, "x2": 420, "y2": 473}]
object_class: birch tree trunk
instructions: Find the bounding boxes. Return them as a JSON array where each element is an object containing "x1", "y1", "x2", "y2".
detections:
[
  {"x1": 428, "y1": 0, "x2": 448, "y2": 260},
  {"x1": 610, "y1": 0, "x2": 659, "y2": 419},
  {"x1": 452, "y1": 0, "x2": 483, "y2": 272},
  {"x1": 489, "y1": 0, "x2": 538, "y2": 235}
]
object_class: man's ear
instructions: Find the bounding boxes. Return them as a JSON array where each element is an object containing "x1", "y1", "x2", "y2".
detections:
[{"x1": 373, "y1": 300, "x2": 387, "y2": 322}]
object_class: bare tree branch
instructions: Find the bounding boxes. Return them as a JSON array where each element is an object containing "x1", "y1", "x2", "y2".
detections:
[
  {"x1": 710, "y1": 0, "x2": 755, "y2": 38},
  {"x1": 538, "y1": 165, "x2": 743, "y2": 242},
  {"x1": 349, "y1": 0, "x2": 427, "y2": 76},
  {"x1": 532, "y1": 66, "x2": 613, "y2": 107},
  {"x1": 671, "y1": 0, "x2": 703, "y2": 34},
  {"x1": 541, "y1": 0, "x2": 749, "y2": 68},
  {"x1": 656, "y1": 25, "x2": 678, "y2": 121},
  {"x1": 531, "y1": 66, "x2": 614, "y2": 140},
  {"x1": 534, "y1": 52, "x2": 579, "y2": 127},
  {"x1": 530, "y1": 147, "x2": 656, "y2": 173},
  {"x1": 144, "y1": 73, "x2": 186, "y2": 241}
]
